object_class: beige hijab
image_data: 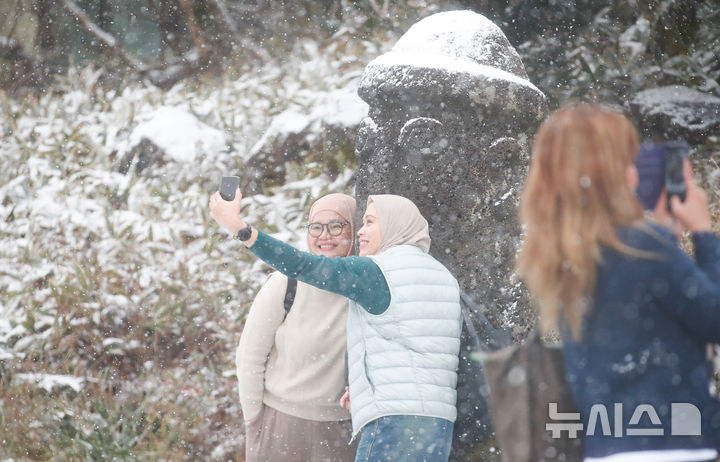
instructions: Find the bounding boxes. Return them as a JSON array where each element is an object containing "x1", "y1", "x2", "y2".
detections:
[
  {"x1": 368, "y1": 194, "x2": 431, "y2": 254},
  {"x1": 308, "y1": 193, "x2": 357, "y2": 256}
]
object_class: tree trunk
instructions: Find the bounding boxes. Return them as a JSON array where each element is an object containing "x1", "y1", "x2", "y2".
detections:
[
  {"x1": 175, "y1": 0, "x2": 207, "y2": 58},
  {"x1": 98, "y1": 0, "x2": 114, "y2": 32},
  {"x1": 33, "y1": 0, "x2": 57, "y2": 53}
]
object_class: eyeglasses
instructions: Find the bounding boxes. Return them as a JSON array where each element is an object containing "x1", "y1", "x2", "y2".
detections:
[{"x1": 306, "y1": 220, "x2": 349, "y2": 237}]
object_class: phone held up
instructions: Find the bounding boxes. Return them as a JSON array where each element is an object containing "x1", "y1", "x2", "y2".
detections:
[
  {"x1": 219, "y1": 176, "x2": 240, "y2": 201},
  {"x1": 634, "y1": 140, "x2": 689, "y2": 211}
]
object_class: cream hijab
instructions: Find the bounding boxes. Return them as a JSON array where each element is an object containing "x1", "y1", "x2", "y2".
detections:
[
  {"x1": 307, "y1": 193, "x2": 357, "y2": 257},
  {"x1": 368, "y1": 194, "x2": 431, "y2": 254}
]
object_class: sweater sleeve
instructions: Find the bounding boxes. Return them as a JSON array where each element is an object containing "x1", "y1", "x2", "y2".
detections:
[
  {"x1": 657, "y1": 231, "x2": 720, "y2": 344},
  {"x1": 235, "y1": 272, "x2": 287, "y2": 423},
  {"x1": 248, "y1": 230, "x2": 391, "y2": 314}
]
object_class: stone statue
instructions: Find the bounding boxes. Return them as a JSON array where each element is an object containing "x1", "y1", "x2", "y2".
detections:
[
  {"x1": 355, "y1": 9, "x2": 546, "y2": 335},
  {"x1": 353, "y1": 11, "x2": 547, "y2": 459}
]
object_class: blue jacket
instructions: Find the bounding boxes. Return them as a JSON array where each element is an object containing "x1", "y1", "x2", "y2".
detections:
[{"x1": 561, "y1": 223, "x2": 720, "y2": 457}]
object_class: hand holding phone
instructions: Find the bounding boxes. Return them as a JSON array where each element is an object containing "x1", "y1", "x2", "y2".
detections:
[
  {"x1": 210, "y1": 176, "x2": 246, "y2": 235},
  {"x1": 220, "y1": 176, "x2": 240, "y2": 201},
  {"x1": 663, "y1": 141, "x2": 688, "y2": 211},
  {"x1": 635, "y1": 140, "x2": 689, "y2": 211},
  {"x1": 667, "y1": 158, "x2": 712, "y2": 233}
]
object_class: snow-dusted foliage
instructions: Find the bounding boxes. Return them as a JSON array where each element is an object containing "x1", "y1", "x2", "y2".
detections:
[
  {"x1": 1, "y1": 1, "x2": 718, "y2": 460},
  {"x1": 513, "y1": 1, "x2": 720, "y2": 107},
  {"x1": 0, "y1": 37, "x2": 383, "y2": 460}
]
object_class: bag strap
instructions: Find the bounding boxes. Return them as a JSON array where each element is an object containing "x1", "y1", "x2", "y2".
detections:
[
  {"x1": 460, "y1": 290, "x2": 513, "y2": 353},
  {"x1": 460, "y1": 291, "x2": 484, "y2": 352},
  {"x1": 282, "y1": 278, "x2": 298, "y2": 320}
]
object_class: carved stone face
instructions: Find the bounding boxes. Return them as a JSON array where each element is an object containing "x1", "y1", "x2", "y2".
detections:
[{"x1": 354, "y1": 11, "x2": 547, "y2": 336}]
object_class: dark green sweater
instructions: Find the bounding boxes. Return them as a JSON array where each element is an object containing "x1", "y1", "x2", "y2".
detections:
[{"x1": 249, "y1": 230, "x2": 391, "y2": 314}]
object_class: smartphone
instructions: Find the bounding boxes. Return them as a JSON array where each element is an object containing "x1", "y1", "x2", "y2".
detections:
[
  {"x1": 663, "y1": 140, "x2": 688, "y2": 211},
  {"x1": 219, "y1": 176, "x2": 240, "y2": 201},
  {"x1": 635, "y1": 143, "x2": 665, "y2": 210},
  {"x1": 635, "y1": 140, "x2": 688, "y2": 210}
]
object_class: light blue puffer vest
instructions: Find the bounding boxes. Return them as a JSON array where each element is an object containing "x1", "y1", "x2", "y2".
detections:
[{"x1": 346, "y1": 245, "x2": 462, "y2": 437}]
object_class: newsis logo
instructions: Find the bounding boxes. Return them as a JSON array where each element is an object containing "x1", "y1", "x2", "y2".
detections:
[{"x1": 546, "y1": 402, "x2": 702, "y2": 438}]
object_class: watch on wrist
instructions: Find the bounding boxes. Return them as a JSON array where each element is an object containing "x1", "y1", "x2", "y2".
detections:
[{"x1": 235, "y1": 225, "x2": 253, "y2": 241}]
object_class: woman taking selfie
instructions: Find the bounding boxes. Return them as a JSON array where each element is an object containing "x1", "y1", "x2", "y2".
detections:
[
  {"x1": 211, "y1": 192, "x2": 461, "y2": 462},
  {"x1": 517, "y1": 104, "x2": 720, "y2": 461},
  {"x1": 236, "y1": 193, "x2": 357, "y2": 462}
]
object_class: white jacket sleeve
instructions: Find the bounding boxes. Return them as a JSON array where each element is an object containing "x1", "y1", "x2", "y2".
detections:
[{"x1": 236, "y1": 272, "x2": 288, "y2": 423}]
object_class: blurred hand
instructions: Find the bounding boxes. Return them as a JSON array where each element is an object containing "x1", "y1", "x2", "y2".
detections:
[
  {"x1": 669, "y1": 159, "x2": 712, "y2": 234},
  {"x1": 652, "y1": 188, "x2": 685, "y2": 239},
  {"x1": 209, "y1": 188, "x2": 244, "y2": 234},
  {"x1": 339, "y1": 386, "x2": 351, "y2": 412}
]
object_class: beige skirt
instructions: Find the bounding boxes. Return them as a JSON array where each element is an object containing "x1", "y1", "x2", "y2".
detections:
[{"x1": 245, "y1": 405, "x2": 357, "y2": 462}]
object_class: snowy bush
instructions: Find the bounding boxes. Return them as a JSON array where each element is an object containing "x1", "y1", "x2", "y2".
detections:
[{"x1": 0, "y1": 37, "x2": 377, "y2": 460}]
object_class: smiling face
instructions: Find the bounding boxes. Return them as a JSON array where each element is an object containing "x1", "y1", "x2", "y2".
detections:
[
  {"x1": 357, "y1": 202, "x2": 383, "y2": 256},
  {"x1": 306, "y1": 210, "x2": 353, "y2": 258}
]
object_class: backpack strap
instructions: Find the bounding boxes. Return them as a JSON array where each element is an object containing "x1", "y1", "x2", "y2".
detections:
[{"x1": 283, "y1": 278, "x2": 298, "y2": 320}]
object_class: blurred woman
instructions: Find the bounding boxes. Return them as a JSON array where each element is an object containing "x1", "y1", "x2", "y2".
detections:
[
  {"x1": 211, "y1": 192, "x2": 461, "y2": 462},
  {"x1": 237, "y1": 193, "x2": 358, "y2": 462},
  {"x1": 517, "y1": 104, "x2": 720, "y2": 461}
]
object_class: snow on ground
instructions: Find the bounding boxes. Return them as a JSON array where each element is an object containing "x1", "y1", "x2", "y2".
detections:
[
  {"x1": 14, "y1": 373, "x2": 86, "y2": 393},
  {"x1": 248, "y1": 85, "x2": 368, "y2": 157},
  {"x1": 120, "y1": 106, "x2": 227, "y2": 163}
]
